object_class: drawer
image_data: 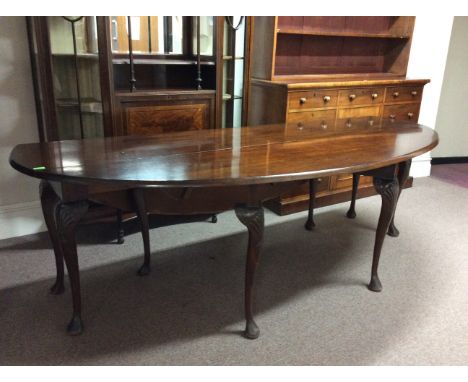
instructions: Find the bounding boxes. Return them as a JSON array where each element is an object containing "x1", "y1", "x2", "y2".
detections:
[
  {"x1": 337, "y1": 105, "x2": 381, "y2": 119},
  {"x1": 337, "y1": 116, "x2": 380, "y2": 129},
  {"x1": 331, "y1": 174, "x2": 373, "y2": 191},
  {"x1": 384, "y1": 86, "x2": 423, "y2": 103},
  {"x1": 383, "y1": 103, "x2": 420, "y2": 122},
  {"x1": 288, "y1": 89, "x2": 338, "y2": 110},
  {"x1": 338, "y1": 87, "x2": 384, "y2": 106},
  {"x1": 287, "y1": 109, "x2": 336, "y2": 125}
]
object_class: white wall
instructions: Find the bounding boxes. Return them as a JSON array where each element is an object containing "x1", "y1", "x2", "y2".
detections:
[
  {"x1": 406, "y1": 16, "x2": 454, "y2": 176},
  {"x1": 0, "y1": 17, "x2": 45, "y2": 240},
  {"x1": 431, "y1": 17, "x2": 468, "y2": 158}
]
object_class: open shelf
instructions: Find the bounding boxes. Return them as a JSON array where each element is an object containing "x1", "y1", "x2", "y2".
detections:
[
  {"x1": 55, "y1": 98, "x2": 103, "y2": 114},
  {"x1": 222, "y1": 93, "x2": 243, "y2": 101},
  {"x1": 276, "y1": 16, "x2": 413, "y2": 37},
  {"x1": 271, "y1": 72, "x2": 406, "y2": 83},
  {"x1": 222, "y1": 56, "x2": 245, "y2": 60},
  {"x1": 52, "y1": 53, "x2": 99, "y2": 59},
  {"x1": 276, "y1": 29, "x2": 410, "y2": 39},
  {"x1": 112, "y1": 57, "x2": 215, "y2": 66},
  {"x1": 274, "y1": 33, "x2": 409, "y2": 77}
]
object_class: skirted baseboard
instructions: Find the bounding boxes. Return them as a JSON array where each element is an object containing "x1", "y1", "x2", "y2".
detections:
[
  {"x1": 0, "y1": 200, "x2": 45, "y2": 241},
  {"x1": 411, "y1": 156, "x2": 432, "y2": 178}
]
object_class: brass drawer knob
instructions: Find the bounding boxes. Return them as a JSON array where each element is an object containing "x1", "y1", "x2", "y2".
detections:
[
  {"x1": 321, "y1": 121, "x2": 328, "y2": 129},
  {"x1": 348, "y1": 94, "x2": 356, "y2": 101},
  {"x1": 389, "y1": 114, "x2": 396, "y2": 120},
  {"x1": 393, "y1": 91, "x2": 400, "y2": 98},
  {"x1": 317, "y1": 178, "x2": 323, "y2": 182},
  {"x1": 371, "y1": 93, "x2": 378, "y2": 100},
  {"x1": 407, "y1": 112, "x2": 414, "y2": 119},
  {"x1": 346, "y1": 119, "x2": 352, "y2": 128},
  {"x1": 299, "y1": 97, "x2": 307, "y2": 105},
  {"x1": 368, "y1": 118, "x2": 374, "y2": 126},
  {"x1": 411, "y1": 90, "x2": 418, "y2": 96},
  {"x1": 323, "y1": 96, "x2": 331, "y2": 103}
]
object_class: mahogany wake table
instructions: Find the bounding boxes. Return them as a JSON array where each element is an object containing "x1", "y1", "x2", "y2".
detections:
[{"x1": 9, "y1": 121, "x2": 438, "y2": 339}]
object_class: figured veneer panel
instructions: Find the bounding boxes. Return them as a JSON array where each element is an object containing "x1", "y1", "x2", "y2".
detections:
[{"x1": 126, "y1": 104, "x2": 209, "y2": 135}]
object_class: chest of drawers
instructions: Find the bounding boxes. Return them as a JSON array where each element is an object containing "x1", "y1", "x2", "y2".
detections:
[{"x1": 248, "y1": 78, "x2": 430, "y2": 215}]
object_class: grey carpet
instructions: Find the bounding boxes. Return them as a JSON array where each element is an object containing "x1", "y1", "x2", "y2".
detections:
[{"x1": 0, "y1": 176, "x2": 467, "y2": 365}]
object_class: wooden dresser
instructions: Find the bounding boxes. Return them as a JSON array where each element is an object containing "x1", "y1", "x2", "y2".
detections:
[{"x1": 247, "y1": 16, "x2": 429, "y2": 215}]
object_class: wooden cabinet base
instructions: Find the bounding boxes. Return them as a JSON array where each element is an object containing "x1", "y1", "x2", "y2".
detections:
[{"x1": 265, "y1": 177, "x2": 413, "y2": 216}]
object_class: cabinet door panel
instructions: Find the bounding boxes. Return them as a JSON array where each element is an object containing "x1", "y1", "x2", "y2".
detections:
[{"x1": 126, "y1": 103, "x2": 209, "y2": 135}]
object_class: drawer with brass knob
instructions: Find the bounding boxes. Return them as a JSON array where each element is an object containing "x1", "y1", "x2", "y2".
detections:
[
  {"x1": 337, "y1": 116, "x2": 379, "y2": 130},
  {"x1": 338, "y1": 88, "x2": 384, "y2": 106},
  {"x1": 383, "y1": 103, "x2": 420, "y2": 122},
  {"x1": 288, "y1": 90, "x2": 338, "y2": 111},
  {"x1": 385, "y1": 86, "x2": 423, "y2": 103}
]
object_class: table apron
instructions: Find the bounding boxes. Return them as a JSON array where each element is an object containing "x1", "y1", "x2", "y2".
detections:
[{"x1": 89, "y1": 182, "x2": 302, "y2": 215}]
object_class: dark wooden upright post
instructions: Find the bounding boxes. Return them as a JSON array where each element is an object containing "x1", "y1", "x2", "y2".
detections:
[{"x1": 127, "y1": 16, "x2": 136, "y2": 91}]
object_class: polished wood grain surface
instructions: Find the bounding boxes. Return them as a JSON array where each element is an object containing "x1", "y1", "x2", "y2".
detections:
[{"x1": 10, "y1": 122, "x2": 438, "y2": 187}]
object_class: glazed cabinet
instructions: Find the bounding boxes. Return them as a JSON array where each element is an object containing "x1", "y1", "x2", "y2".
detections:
[{"x1": 27, "y1": 16, "x2": 253, "y2": 141}]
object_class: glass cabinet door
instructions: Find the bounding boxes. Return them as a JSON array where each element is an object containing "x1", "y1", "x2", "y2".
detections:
[
  {"x1": 221, "y1": 17, "x2": 248, "y2": 128},
  {"x1": 110, "y1": 16, "x2": 184, "y2": 55},
  {"x1": 48, "y1": 16, "x2": 104, "y2": 139}
]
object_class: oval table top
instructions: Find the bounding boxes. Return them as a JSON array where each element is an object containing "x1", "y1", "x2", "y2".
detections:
[{"x1": 10, "y1": 121, "x2": 438, "y2": 187}]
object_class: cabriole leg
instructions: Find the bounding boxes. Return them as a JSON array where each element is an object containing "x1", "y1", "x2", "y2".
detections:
[
  {"x1": 387, "y1": 160, "x2": 412, "y2": 237},
  {"x1": 369, "y1": 173, "x2": 399, "y2": 292},
  {"x1": 346, "y1": 173, "x2": 360, "y2": 219},
  {"x1": 56, "y1": 200, "x2": 89, "y2": 335},
  {"x1": 116, "y1": 209, "x2": 125, "y2": 244},
  {"x1": 305, "y1": 179, "x2": 317, "y2": 231},
  {"x1": 39, "y1": 180, "x2": 65, "y2": 295},
  {"x1": 235, "y1": 205, "x2": 264, "y2": 339},
  {"x1": 133, "y1": 189, "x2": 151, "y2": 276}
]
